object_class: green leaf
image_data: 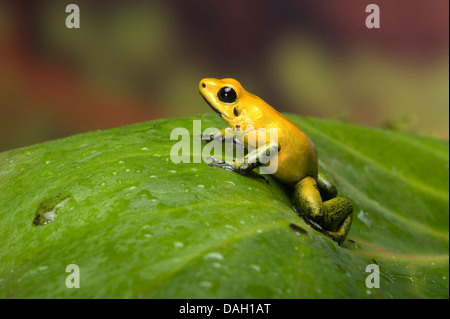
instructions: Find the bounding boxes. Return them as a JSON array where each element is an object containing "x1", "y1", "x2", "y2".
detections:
[{"x1": 0, "y1": 113, "x2": 448, "y2": 298}]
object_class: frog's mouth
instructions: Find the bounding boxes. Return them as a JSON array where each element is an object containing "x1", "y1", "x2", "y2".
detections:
[{"x1": 201, "y1": 94, "x2": 225, "y2": 119}]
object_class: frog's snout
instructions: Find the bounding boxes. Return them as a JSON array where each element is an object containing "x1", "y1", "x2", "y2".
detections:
[{"x1": 199, "y1": 78, "x2": 217, "y2": 92}]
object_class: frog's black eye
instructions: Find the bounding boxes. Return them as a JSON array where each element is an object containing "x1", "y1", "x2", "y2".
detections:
[{"x1": 218, "y1": 87, "x2": 237, "y2": 103}]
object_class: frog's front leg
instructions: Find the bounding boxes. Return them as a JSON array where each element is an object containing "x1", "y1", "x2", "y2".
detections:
[
  {"x1": 200, "y1": 127, "x2": 244, "y2": 148},
  {"x1": 293, "y1": 176, "x2": 353, "y2": 245},
  {"x1": 208, "y1": 143, "x2": 279, "y2": 183}
]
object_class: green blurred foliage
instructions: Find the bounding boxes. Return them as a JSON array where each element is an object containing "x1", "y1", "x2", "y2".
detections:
[{"x1": 270, "y1": 34, "x2": 449, "y2": 137}]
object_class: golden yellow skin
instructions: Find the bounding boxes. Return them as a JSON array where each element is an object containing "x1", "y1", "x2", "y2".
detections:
[
  {"x1": 200, "y1": 78, "x2": 318, "y2": 184},
  {"x1": 199, "y1": 78, "x2": 353, "y2": 245}
]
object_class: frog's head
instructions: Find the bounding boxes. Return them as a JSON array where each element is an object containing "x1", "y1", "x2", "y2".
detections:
[{"x1": 199, "y1": 78, "x2": 261, "y2": 128}]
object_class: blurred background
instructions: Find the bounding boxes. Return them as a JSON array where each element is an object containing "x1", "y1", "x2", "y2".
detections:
[{"x1": 0, "y1": 0, "x2": 448, "y2": 152}]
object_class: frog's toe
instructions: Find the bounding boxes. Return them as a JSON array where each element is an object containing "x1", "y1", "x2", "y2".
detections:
[
  {"x1": 242, "y1": 170, "x2": 269, "y2": 184},
  {"x1": 325, "y1": 212, "x2": 353, "y2": 245},
  {"x1": 208, "y1": 159, "x2": 269, "y2": 183},
  {"x1": 206, "y1": 156, "x2": 231, "y2": 169},
  {"x1": 206, "y1": 156, "x2": 222, "y2": 163},
  {"x1": 257, "y1": 174, "x2": 270, "y2": 184},
  {"x1": 200, "y1": 134, "x2": 215, "y2": 142},
  {"x1": 208, "y1": 160, "x2": 235, "y2": 171}
]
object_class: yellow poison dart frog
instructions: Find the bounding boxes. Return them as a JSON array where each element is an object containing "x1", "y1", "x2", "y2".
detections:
[{"x1": 199, "y1": 78, "x2": 353, "y2": 245}]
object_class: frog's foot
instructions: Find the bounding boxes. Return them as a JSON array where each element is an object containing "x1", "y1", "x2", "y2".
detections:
[
  {"x1": 206, "y1": 156, "x2": 234, "y2": 170},
  {"x1": 200, "y1": 133, "x2": 221, "y2": 143},
  {"x1": 207, "y1": 156, "x2": 269, "y2": 183},
  {"x1": 200, "y1": 134, "x2": 245, "y2": 151},
  {"x1": 320, "y1": 197, "x2": 353, "y2": 232},
  {"x1": 293, "y1": 177, "x2": 353, "y2": 245},
  {"x1": 325, "y1": 213, "x2": 353, "y2": 246}
]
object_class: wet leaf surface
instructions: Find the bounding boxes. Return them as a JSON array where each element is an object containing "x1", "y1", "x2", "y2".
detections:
[{"x1": 0, "y1": 114, "x2": 448, "y2": 298}]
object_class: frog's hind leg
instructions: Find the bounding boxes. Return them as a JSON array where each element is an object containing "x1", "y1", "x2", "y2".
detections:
[
  {"x1": 292, "y1": 176, "x2": 353, "y2": 245},
  {"x1": 317, "y1": 172, "x2": 338, "y2": 201}
]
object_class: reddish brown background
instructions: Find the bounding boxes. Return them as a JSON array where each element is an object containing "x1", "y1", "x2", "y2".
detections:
[{"x1": 0, "y1": 0, "x2": 448, "y2": 151}]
